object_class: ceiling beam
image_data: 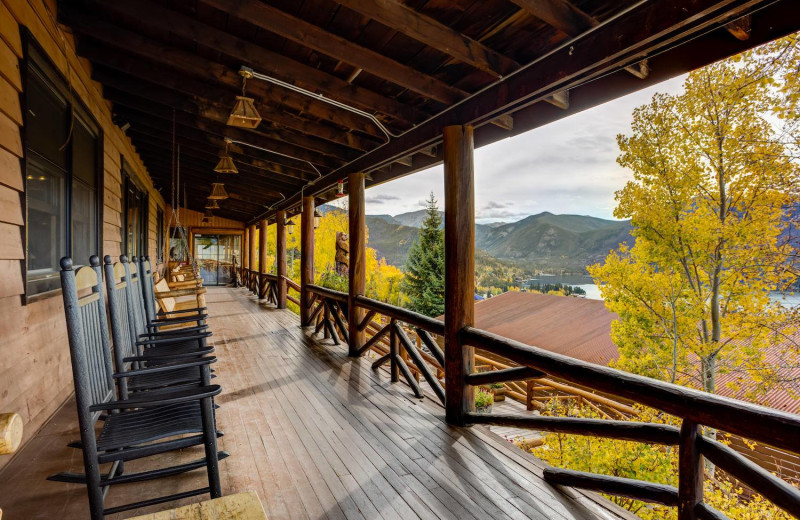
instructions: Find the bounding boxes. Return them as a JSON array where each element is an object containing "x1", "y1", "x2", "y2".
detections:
[
  {"x1": 199, "y1": 0, "x2": 466, "y2": 105},
  {"x1": 509, "y1": 0, "x2": 648, "y2": 80},
  {"x1": 75, "y1": 0, "x2": 428, "y2": 126},
  {"x1": 90, "y1": 67, "x2": 342, "y2": 171},
  {"x1": 63, "y1": 9, "x2": 389, "y2": 142},
  {"x1": 335, "y1": 0, "x2": 518, "y2": 79},
  {"x1": 73, "y1": 37, "x2": 380, "y2": 153},
  {"x1": 122, "y1": 117, "x2": 318, "y2": 184},
  {"x1": 507, "y1": 0, "x2": 596, "y2": 36},
  {"x1": 127, "y1": 131, "x2": 311, "y2": 190}
]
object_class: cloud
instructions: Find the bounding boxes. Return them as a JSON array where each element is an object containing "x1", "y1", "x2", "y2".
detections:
[
  {"x1": 365, "y1": 194, "x2": 401, "y2": 204},
  {"x1": 482, "y1": 200, "x2": 513, "y2": 210}
]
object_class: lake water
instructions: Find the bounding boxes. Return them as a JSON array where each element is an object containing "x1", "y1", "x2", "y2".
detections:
[{"x1": 571, "y1": 283, "x2": 800, "y2": 309}]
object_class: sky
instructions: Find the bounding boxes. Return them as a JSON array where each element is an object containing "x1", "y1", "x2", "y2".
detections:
[{"x1": 354, "y1": 74, "x2": 687, "y2": 223}]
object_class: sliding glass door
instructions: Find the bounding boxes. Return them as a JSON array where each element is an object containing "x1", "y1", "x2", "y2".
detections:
[{"x1": 194, "y1": 233, "x2": 241, "y2": 286}]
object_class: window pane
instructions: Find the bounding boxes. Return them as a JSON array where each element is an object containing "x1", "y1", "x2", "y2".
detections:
[
  {"x1": 72, "y1": 118, "x2": 97, "y2": 187},
  {"x1": 26, "y1": 68, "x2": 67, "y2": 169},
  {"x1": 26, "y1": 158, "x2": 66, "y2": 294},
  {"x1": 72, "y1": 181, "x2": 97, "y2": 262}
]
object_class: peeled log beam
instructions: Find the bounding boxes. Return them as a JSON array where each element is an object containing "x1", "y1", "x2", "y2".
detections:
[
  {"x1": 544, "y1": 468, "x2": 679, "y2": 506},
  {"x1": 466, "y1": 366, "x2": 545, "y2": 385},
  {"x1": 464, "y1": 327, "x2": 800, "y2": 454},
  {"x1": 0, "y1": 413, "x2": 22, "y2": 455},
  {"x1": 466, "y1": 413, "x2": 680, "y2": 445},
  {"x1": 699, "y1": 437, "x2": 800, "y2": 517}
]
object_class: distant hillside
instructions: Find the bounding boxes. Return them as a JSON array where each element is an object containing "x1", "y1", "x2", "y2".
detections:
[
  {"x1": 477, "y1": 212, "x2": 633, "y2": 271},
  {"x1": 364, "y1": 209, "x2": 632, "y2": 272}
]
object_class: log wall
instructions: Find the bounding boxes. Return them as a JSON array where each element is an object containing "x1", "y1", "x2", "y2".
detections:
[{"x1": 0, "y1": 0, "x2": 170, "y2": 472}]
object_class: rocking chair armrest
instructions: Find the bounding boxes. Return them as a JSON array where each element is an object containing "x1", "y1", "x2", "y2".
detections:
[
  {"x1": 157, "y1": 307, "x2": 208, "y2": 317},
  {"x1": 112, "y1": 356, "x2": 217, "y2": 379},
  {"x1": 122, "y1": 346, "x2": 214, "y2": 363},
  {"x1": 89, "y1": 385, "x2": 221, "y2": 411},
  {"x1": 140, "y1": 325, "x2": 209, "y2": 338},
  {"x1": 149, "y1": 314, "x2": 208, "y2": 325},
  {"x1": 156, "y1": 287, "x2": 207, "y2": 298},
  {"x1": 136, "y1": 331, "x2": 212, "y2": 346}
]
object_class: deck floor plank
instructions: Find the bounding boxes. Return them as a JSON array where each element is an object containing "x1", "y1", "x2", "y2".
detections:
[{"x1": 0, "y1": 287, "x2": 633, "y2": 520}]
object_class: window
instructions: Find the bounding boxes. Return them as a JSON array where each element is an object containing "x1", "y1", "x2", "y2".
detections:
[
  {"x1": 122, "y1": 168, "x2": 148, "y2": 258},
  {"x1": 24, "y1": 43, "x2": 101, "y2": 298},
  {"x1": 156, "y1": 207, "x2": 165, "y2": 263}
]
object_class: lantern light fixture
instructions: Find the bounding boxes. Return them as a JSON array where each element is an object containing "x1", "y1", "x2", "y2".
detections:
[
  {"x1": 314, "y1": 208, "x2": 322, "y2": 229},
  {"x1": 286, "y1": 217, "x2": 295, "y2": 235},
  {"x1": 208, "y1": 182, "x2": 229, "y2": 200},
  {"x1": 201, "y1": 209, "x2": 212, "y2": 224},
  {"x1": 214, "y1": 138, "x2": 238, "y2": 174},
  {"x1": 205, "y1": 198, "x2": 220, "y2": 210},
  {"x1": 227, "y1": 68, "x2": 262, "y2": 129},
  {"x1": 335, "y1": 180, "x2": 345, "y2": 198}
]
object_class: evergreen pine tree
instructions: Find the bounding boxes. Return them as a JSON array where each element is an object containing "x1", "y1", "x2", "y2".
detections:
[{"x1": 402, "y1": 192, "x2": 445, "y2": 317}]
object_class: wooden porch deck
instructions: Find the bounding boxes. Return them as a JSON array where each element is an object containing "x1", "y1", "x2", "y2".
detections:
[{"x1": 0, "y1": 287, "x2": 632, "y2": 520}]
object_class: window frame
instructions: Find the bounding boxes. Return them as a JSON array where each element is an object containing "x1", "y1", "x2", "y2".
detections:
[
  {"x1": 21, "y1": 31, "x2": 104, "y2": 304},
  {"x1": 121, "y1": 162, "x2": 148, "y2": 259}
]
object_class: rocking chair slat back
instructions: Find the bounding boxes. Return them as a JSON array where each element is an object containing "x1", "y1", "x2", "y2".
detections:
[
  {"x1": 60, "y1": 257, "x2": 115, "y2": 425},
  {"x1": 104, "y1": 257, "x2": 139, "y2": 372}
]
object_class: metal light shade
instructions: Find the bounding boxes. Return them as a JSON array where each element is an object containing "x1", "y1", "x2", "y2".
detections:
[
  {"x1": 208, "y1": 182, "x2": 229, "y2": 200},
  {"x1": 286, "y1": 218, "x2": 295, "y2": 235},
  {"x1": 201, "y1": 215, "x2": 210, "y2": 224},
  {"x1": 202, "y1": 209, "x2": 213, "y2": 224},
  {"x1": 314, "y1": 208, "x2": 322, "y2": 229},
  {"x1": 228, "y1": 96, "x2": 262, "y2": 129},
  {"x1": 205, "y1": 199, "x2": 220, "y2": 210},
  {"x1": 214, "y1": 154, "x2": 238, "y2": 174}
]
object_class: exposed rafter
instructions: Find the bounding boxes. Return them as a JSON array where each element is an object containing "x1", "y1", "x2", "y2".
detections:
[{"x1": 334, "y1": 0, "x2": 519, "y2": 78}]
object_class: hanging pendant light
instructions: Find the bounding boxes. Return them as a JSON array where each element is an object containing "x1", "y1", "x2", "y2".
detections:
[
  {"x1": 208, "y1": 182, "x2": 229, "y2": 200},
  {"x1": 228, "y1": 69, "x2": 261, "y2": 129},
  {"x1": 335, "y1": 179, "x2": 346, "y2": 198},
  {"x1": 314, "y1": 208, "x2": 322, "y2": 229},
  {"x1": 214, "y1": 138, "x2": 238, "y2": 174},
  {"x1": 205, "y1": 198, "x2": 220, "y2": 210},
  {"x1": 201, "y1": 209, "x2": 212, "y2": 224},
  {"x1": 286, "y1": 217, "x2": 295, "y2": 235}
]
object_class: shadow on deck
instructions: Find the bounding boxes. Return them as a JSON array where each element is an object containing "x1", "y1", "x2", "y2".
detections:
[{"x1": 0, "y1": 287, "x2": 634, "y2": 520}]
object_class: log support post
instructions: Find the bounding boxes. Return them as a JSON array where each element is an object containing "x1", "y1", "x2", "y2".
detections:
[
  {"x1": 678, "y1": 419, "x2": 703, "y2": 520},
  {"x1": 443, "y1": 125, "x2": 475, "y2": 426},
  {"x1": 249, "y1": 224, "x2": 258, "y2": 293},
  {"x1": 242, "y1": 223, "x2": 250, "y2": 284},
  {"x1": 300, "y1": 196, "x2": 315, "y2": 326},
  {"x1": 259, "y1": 219, "x2": 268, "y2": 299},
  {"x1": 348, "y1": 172, "x2": 366, "y2": 356},
  {"x1": 276, "y1": 210, "x2": 287, "y2": 309}
]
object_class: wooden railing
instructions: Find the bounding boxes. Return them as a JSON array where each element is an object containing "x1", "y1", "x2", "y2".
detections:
[
  {"x1": 296, "y1": 284, "x2": 800, "y2": 519},
  {"x1": 283, "y1": 276, "x2": 301, "y2": 307}
]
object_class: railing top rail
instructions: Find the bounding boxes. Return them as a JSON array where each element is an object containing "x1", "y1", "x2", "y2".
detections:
[
  {"x1": 262, "y1": 273, "x2": 279, "y2": 281},
  {"x1": 306, "y1": 284, "x2": 348, "y2": 303},
  {"x1": 463, "y1": 327, "x2": 800, "y2": 455},
  {"x1": 354, "y1": 295, "x2": 445, "y2": 336},
  {"x1": 282, "y1": 276, "x2": 300, "y2": 291}
]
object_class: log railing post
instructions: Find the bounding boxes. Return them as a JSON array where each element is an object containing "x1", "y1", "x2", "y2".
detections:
[
  {"x1": 300, "y1": 196, "x2": 315, "y2": 326},
  {"x1": 259, "y1": 218, "x2": 268, "y2": 300},
  {"x1": 678, "y1": 419, "x2": 703, "y2": 519},
  {"x1": 443, "y1": 124, "x2": 475, "y2": 426},
  {"x1": 389, "y1": 318, "x2": 400, "y2": 382},
  {"x1": 249, "y1": 223, "x2": 258, "y2": 293},
  {"x1": 242, "y1": 223, "x2": 250, "y2": 286},
  {"x1": 276, "y1": 209, "x2": 287, "y2": 309},
  {"x1": 348, "y1": 172, "x2": 366, "y2": 356}
]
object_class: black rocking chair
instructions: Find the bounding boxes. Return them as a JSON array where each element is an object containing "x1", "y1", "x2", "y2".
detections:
[
  {"x1": 103, "y1": 257, "x2": 216, "y2": 399},
  {"x1": 107, "y1": 256, "x2": 213, "y2": 363},
  {"x1": 48, "y1": 256, "x2": 224, "y2": 519}
]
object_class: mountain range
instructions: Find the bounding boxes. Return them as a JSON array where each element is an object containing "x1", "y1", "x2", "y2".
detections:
[{"x1": 347, "y1": 206, "x2": 634, "y2": 272}]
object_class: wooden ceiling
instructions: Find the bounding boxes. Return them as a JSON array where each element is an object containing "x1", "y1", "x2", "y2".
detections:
[{"x1": 59, "y1": 0, "x2": 799, "y2": 222}]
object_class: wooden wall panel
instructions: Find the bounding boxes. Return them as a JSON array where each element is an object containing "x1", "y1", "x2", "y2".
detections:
[{"x1": 0, "y1": 0, "x2": 169, "y2": 473}]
